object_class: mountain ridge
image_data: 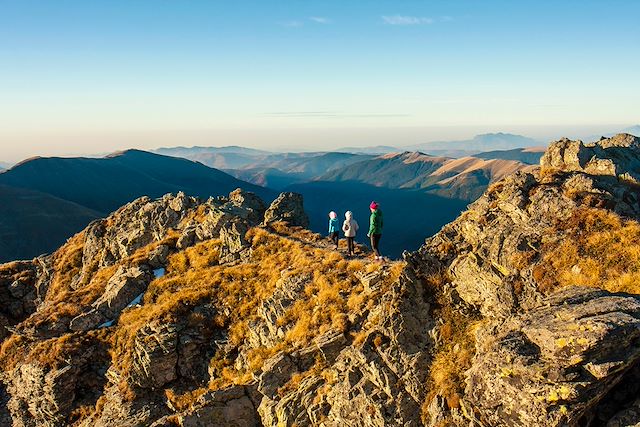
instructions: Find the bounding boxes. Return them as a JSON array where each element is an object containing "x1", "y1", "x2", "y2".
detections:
[
  {"x1": 0, "y1": 135, "x2": 640, "y2": 426},
  {"x1": 0, "y1": 149, "x2": 276, "y2": 262}
]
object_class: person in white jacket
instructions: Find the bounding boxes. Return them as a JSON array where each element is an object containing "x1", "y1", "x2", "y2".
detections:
[{"x1": 342, "y1": 211, "x2": 359, "y2": 257}]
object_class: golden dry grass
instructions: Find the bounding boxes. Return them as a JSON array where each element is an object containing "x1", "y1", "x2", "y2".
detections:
[
  {"x1": 45, "y1": 232, "x2": 86, "y2": 300},
  {"x1": 533, "y1": 207, "x2": 640, "y2": 295},
  {"x1": 108, "y1": 226, "x2": 402, "y2": 400},
  {"x1": 165, "y1": 387, "x2": 208, "y2": 412}
]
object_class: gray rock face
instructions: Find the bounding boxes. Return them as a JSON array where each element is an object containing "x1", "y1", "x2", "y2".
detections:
[
  {"x1": 5, "y1": 337, "x2": 108, "y2": 427},
  {"x1": 403, "y1": 133, "x2": 640, "y2": 426},
  {"x1": 79, "y1": 193, "x2": 194, "y2": 282},
  {"x1": 255, "y1": 268, "x2": 434, "y2": 427},
  {"x1": 263, "y1": 192, "x2": 310, "y2": 228},
  {"x1": 410, "y1": 136, "x2": 640, "y2": 322},
  {"x1": 541, "y1": 133, "x2": 640, "y2": 183},
  {"x1": 78, "y1": 189, "x2": 269, "y2": 283},
  {"x1": 129, "y1": 321, "x2": 180, "y2": 389},
  {"x1": 466, "y1": 286, "x2": 640, "y2": 427},
  {"x1": 70, "y1": 266, "x2": 153, "y2": 331},
  {"x1": 219, "y1": 220, "x2": 251, "y2": 264}
]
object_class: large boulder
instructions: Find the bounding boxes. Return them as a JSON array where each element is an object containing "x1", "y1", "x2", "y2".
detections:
[
  {"x1": 263, "y1": 192, "x2": 310, "y2": 228},
  {"x1": 466, "y1": 286, "x2": 640, "y2": 427}
]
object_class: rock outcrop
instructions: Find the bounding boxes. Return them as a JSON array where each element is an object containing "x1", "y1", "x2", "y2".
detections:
[
  {"x1": 263, "y1": 192, "x2": 310, "y2": 228},
  {"x1": 406, "y1": 133, "x2": 640, "y2": 426},
  {"x1": 541, "y1": 133, "x2": 640, "y2": 183},
  {"x1": 467, "y1": 286, "x2": 640, "y2": 426},
  {"x1": 1, "y1": 133, "x2": 640, "y2": 427}
]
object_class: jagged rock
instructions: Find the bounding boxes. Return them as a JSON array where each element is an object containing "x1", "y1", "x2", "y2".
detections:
[
  {"x1": 219, "y1": 220, "x2": 251, "y2": 264},
  {"x1": 0, "y1": 385, "x2": 11, "y2": 427},
  {"x1": 7, "y1": 363, "x2": 75, "y2": 427},
  {"x1": 258, "y1": 353, "x2": 298, "y2": 399},
  {"x1": 177, "y1": 226, "x2": 198, "y2": 250},
  {"x1": 258, "y1": 375, "x2": 326, "y2": 427},
  {"x1": 258, "y1": 268, "x2": 433, "y2": 426},
  {"x1": 607, "y1": 399, "x2": 640, "y2": 427},
  {"x1": 541, "y1": 133, "x2": 640, "y2": 183},
  {"x1": 5, "y1": 337, "x2": 108, "y2": 427},
  {"x1": 466, "y1": 286, "x2": 640, "y2": 427},
  {"x1": 70, "y1": 266, "x2": 153, "y2": 331},
  {"x1": 410, "y1": 136, "x2": 640, "y2": 319},
  {"x1": 147, "y1": 245, "x2": 170, "y2": 269},
  {"x1": 228, "y1": 188, "x2": 267, "y2": 225},
  {"x1": 175, "y1": 385, "x2": 259, "y2": 427},
  {"x1": 129, "y1": 322, "x2": 180, "y2": 389},
  {"x1": 79, "y1": 193, "x2": 199, "y2": 282},
  {"x1": 263, "y1": 192, "x2": 309, "y2": 228},
  {"x1": 246, "y1": 271, "x2": 310, "y2": 349},
  {"x1": 314, "y1": 330, "x2": 348, "y2": 364},
  {"x1": 82, "y1": 383, "x2": 168, "y2": 427}
]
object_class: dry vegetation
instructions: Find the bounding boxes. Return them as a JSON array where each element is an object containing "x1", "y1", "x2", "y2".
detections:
[
  {"x1": 1, "y1": 210, "x2": 405, "y2": 418},
  {"x1": 533, "y1": 207, "x2": 640, "y2": 295},
  {"x1": 420, "y1": 269, "x2": 482, "y2": 422},
  {"x1": 108, "y1": 226, "x2": 402, "y2": 401}
]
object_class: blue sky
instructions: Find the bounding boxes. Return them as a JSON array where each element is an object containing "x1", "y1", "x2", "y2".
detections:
[{"x1": 0, "y1": 0, "x2": 638, "y2": 160}]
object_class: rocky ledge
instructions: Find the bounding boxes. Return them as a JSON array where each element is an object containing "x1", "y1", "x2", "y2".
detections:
[{"x1": 0, "y1": 133, "x2": 639, "y2": 427}]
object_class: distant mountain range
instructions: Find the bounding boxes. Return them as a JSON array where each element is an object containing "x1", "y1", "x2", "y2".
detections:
[
  {"x1": 154, "y1": 132, "x2": 541, "y2": 162},
  {"x1": 226, "y1": 152, "x2": 374, "y2": 189},
  {"x1": 150, "y1": 139, "x2": 545, "y2": 257},
  {"x1": 331, "y1": 132, "x2": 540, "y2": 157},
  {"x1": 404, "y1": 132, "x2": 540, "y2": 157},
  {"x1": 0, "y1": 130, "x2": 591, "y2": 262},
  {"x1": 623, "y1": 125, "x2": 640, "y2": 134},
  {"x1": 333, "y1": 145, "x2": 399, "y2": 155},
  {"x1": 317, "y1": 151, "x2": 535, "y2": 201},
  {"x1": 154, "y1": 145, "x2": 271, "y2": 169},
  {"x1": 0, "y1": 150, "x2": 275, "y2": 262}
]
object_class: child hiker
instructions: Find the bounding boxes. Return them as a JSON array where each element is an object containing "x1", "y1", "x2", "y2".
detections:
[
  {"x1": 328, "y1": 211, "x2": 339, "y2": 249},
  {"x1": 342, "y1": 211, "x2": 359, "y2": 257}
]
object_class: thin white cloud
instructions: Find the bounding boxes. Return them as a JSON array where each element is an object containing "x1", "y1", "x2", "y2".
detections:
[
  {"x1": 309, "y1": 16, "x2": 330, "y2": 24},
  {"x1": 382, "y1": 15, "x2": 434, "y2": 25}
]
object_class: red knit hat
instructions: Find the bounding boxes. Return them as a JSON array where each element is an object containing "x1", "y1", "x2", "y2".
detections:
[{"x1": 370, "y1": 201, "x2": 379, "y2": 210}]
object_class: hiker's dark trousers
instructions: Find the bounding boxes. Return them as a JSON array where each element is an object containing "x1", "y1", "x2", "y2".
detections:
[
  {"x1": 370, "y1": 233, "x2": 382, "y2": 256},
  {"x1": 330, "y1": 231, "x2": 339, "y2": 247},
  {"x1": 347, "y1": 237, "x2": 355, "y2": 254}
]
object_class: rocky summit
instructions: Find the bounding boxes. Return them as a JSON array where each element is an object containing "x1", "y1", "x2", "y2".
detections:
[{"x1": 0, "y1": 134, "x2": 640, "y2": 427}]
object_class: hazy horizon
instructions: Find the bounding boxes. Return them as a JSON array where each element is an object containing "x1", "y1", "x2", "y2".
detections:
[
  {"x1": 2, "y1": 123, "x2": 639, "y2": 163},
  {"x1": 1, "y1": 0, "x2": 639, "y2": 162}
]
